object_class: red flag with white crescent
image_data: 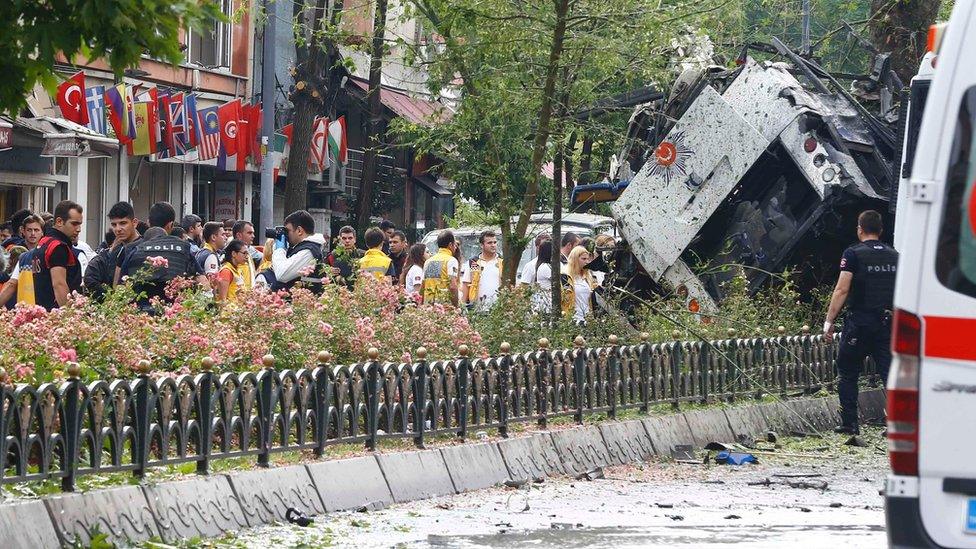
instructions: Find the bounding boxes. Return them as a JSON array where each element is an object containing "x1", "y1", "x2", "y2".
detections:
[
  {"x1": 56, "y1": 71, "x2": 90, "y2": 125},
  {"x1": 217, "y1": 99, "x2": 241, "y2": 157}
]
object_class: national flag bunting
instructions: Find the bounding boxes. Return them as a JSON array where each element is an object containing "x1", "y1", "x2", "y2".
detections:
[
  {"x1": 56, "y1": 72, "x2": 89, "y2": 126},
  {"x1": 156, "y1": 89, "x2": 171, "y2": 159},
  {"x1": 167, "y1": 92, "x2": 189, "y2": 156},
  {"x1": 184, "y1": 93, "x2": 200, "y2": 148},
  {"x1": 105, "y1": 85, "x2": 130, "y2": 144},
  {"x1": 197, "y1": 106, "x2": 221, "y2": 161},
  {"x1": 218, "y1": 99, "x2": 241, "y2": 157},
  {"x1": 127, "y1": 101, "x2": 157, "y2": 156},
  {"x1": 246, "y1": 102, "x2": 262, "y2": 164},
  {"x1": 125, "y1": 86, "x2": 138, "y2": 142},
  {"x1": 310, "y1": 117, "x2": 330, "y2": 172},
  {"x1": 85, "y1": 86, "x2": 107, "y2": 135},
  {"x1": 328, "y1": 116, "x2": 348, "y2": 165}
]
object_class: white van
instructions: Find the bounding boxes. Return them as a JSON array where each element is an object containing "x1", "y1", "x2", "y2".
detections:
[{"x1": 886, "y1": 4, "x2": 976, "y2": 547}]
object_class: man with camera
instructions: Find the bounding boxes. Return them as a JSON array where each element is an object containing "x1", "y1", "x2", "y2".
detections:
[{"x1": 270, "y1": 210, "x2": 326, "y2": 292}]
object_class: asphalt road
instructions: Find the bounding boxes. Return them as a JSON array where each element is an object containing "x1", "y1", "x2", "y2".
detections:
[{"x1": 218, "y1": 428, "x2": 888, "y2": 549}]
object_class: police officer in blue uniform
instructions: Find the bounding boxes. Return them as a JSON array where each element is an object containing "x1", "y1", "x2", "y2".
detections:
[{"x1": 823, "y1": 210, "x2": 899, "y2": 434}]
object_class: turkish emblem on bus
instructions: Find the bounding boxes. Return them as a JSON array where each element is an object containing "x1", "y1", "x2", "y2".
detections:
[{"x1": 649, "y1": 131, "x2": 694, "y2": 187}]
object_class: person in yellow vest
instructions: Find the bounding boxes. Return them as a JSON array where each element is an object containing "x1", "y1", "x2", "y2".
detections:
[
  {"x1": 422, "y1": 230, "x2": 460, "y2": 306},
  {"x1": 215, "y1": 240, "x2": 252, "y2": 301},
  {"x1": 461, "y1": 230, "x2": 503, "y2": 311},
  {"x1": 359, "y1": 227, "x2": 395, "y2": 283},
  {"x1": 560, "y1": 245, "x2": 598, "y2": 324},
  {"x1": 231, "y1": 220, "x2": 259, "y2": 288},
  {"x1": 0, "y1": 214, "x2": 44, "y2": 307}
]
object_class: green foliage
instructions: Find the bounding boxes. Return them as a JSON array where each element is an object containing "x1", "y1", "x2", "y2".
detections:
[
  {"x1": 636, "y1": 271, "x2": 830, "y2": 342},
  {"x1": 393, "y1": 0, "x2": 730, "y2": 269},
  {"x1": 711, "y1": 0, "x2": 877, "y2": 74},
  {"x1": 1, "y1": 0, "x2": 225, "y2": 116},
  {"x1": 470, "y1": 271, "x2": 829, "y2": 351},
  {"x1": 445, "y1": 199, "x2": 497, "y2": 228},
  {"x1": 468, "y1": 286, "x2": 636, "y2": 352}
]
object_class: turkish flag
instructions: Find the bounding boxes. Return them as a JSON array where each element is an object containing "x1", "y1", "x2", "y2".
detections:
[
  {"x1": 56, "y1": 72, "x2": 89, "y2": 125},
  {"x1": 217, "y1": 99, "x2": 241, "y2": 157}
]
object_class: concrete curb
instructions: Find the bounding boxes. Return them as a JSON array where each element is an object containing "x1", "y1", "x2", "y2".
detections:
[
  {"x1": 441, "y1": 442, "x2": 511, "y2": 493},
  {"x1": 0, "y1": 390, "x2": 886, "y2": 548},
  {"x1": 376, "y1": 450, "x2": 457, "y2": 503},
  {"x1": 307, "y1": 455, "x2": 394, "y2": 512},
  {"x1": 496, "y1": 433, "x2": 566, "y2": 480},
  {"x1": 144, "y1": 474, "x2": 249, "y2": 543}
]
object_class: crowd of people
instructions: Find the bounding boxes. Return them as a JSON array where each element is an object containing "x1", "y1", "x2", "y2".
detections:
[{"x1": 0, "y1": 200, "x2": 615, "y2": 323}]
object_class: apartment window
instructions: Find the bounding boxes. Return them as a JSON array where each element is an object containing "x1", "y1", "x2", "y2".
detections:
[{"x1": 188, "y1": 0, "x2": 233, "y2": 69}]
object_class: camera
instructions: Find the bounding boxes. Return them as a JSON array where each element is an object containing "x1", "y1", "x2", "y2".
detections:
[{"x1": 265, "y1": 226, "x2": 286, "y2": 239}]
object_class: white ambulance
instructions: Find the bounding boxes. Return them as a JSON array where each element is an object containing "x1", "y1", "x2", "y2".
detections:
[{"x1": 886, "y1": 2, "x2": 976, "y2": 547}]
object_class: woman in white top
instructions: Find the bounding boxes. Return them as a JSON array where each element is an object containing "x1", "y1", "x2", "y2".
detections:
[
  {"x1": 531, "y1": 240, "x2": 553, "y2": 312},
  {"x1": 400, "y1": 243, "x2": 429, "y2": 298},
  {"x1": 562, "y1": 245, "x2": 597, "y2": 323}
]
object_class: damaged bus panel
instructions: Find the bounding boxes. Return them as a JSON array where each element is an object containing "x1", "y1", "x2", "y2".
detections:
[{"x1": 608, "y1": 55, "x2": 897, "y2": 310}]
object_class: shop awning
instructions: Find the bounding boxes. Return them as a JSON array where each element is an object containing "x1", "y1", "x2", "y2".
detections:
[
  {"x1": 413, "y1": 174, "x2": 453, "y2": 196},
  {"x1": 349, "y1": 78, "x2": 453, "y2": 126},
  {"x1": 36, "y1": 116, "x2": 117, "y2": 158}
]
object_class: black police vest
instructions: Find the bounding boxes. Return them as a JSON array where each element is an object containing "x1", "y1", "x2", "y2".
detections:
[
  {"x1": 272, "y1": 239, "x2": 324, "y2": 292},
  {"x1": 847, "y1": 240, "x2": 899, "y2": 312},
  {"x1": 127, "y1": 236, "x2": 196, "y2": 287}
]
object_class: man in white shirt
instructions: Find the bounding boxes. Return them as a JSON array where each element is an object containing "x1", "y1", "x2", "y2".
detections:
[{"x1": 461, "y1": 230, "x2": 502, "y2": 310}]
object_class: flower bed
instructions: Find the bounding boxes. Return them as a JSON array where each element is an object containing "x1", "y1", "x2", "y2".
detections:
[{"x1": 0, "y1": 275, "x2": 485, "y2": 384}]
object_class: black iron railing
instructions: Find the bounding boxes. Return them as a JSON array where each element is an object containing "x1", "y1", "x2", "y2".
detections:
[{"x1": 0, "y1": 331, "x2": 866, "y2": 492}]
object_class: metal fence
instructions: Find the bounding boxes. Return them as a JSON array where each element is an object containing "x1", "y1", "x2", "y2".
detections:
[{"x1": 0, "y1": 332, "x2": 869, "y2": 492}]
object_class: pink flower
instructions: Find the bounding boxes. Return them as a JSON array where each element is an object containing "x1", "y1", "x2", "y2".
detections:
[
  {"x1": 299, "y1": 264, "x2": 316, "y2": 277},
  {"x1": 58, "y1": 348, "x2": 77, "y2": 363},
  {"x1": 146, "y1": 256, "x2": 169, "y2": 269},
  {"x1": 319, "y1": 322, "x2": 334, "y2": 336}
]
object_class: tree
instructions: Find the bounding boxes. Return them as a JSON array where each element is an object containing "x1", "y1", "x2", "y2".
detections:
[
  {"x1": 397, "y1": 0, "x2": 717, "y2": 286},
  {"x1": 355, "y1": 0, "x2": 391, "y2": 229},
  {"x1": 869, "y1": 0, "x2": 942, "y2": 83},
  {"x1": 282, "y1": 0, "x2": 349, "y2": 214},
  {"x1": 1, "y1": 0, "x2": 223, "y2": 116}
]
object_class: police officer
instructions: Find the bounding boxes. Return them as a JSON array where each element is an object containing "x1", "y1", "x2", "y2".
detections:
[
  {"x1": 117, "y1": 202, "x2": 210, "y2": 312},
  {"x1": 823, "y1": 210, "x2": 898, "y2": 434}
]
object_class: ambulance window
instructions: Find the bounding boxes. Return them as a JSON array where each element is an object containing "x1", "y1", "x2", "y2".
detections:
[{"x1": 935, "y1": 87, "x2": 976, "y2": 297}]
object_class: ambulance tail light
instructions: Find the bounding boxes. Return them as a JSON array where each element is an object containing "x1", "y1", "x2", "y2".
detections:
[
  {"x1": 888, "y1": 309, "x2": 921, "y2": 476},
  {"x1": 927, "y1": 23, "x2": 947, "y2": 54}
]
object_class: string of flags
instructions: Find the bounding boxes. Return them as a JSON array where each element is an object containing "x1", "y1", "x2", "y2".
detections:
[{"x1": 54, "y1": 71, "x2": 348, "y2": 175}]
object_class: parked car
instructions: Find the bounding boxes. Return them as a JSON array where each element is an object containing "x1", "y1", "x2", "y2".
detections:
[
  {"x1": 420, "y1": 212, "x2": 615, "y2": 279},
  {"x1": 885, "y1": 6, "x2": 976, "y2": 548}
]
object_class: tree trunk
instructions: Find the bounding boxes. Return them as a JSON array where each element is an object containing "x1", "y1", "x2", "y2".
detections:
[
  {"x1": 284, "y1": 93, "x2": 317, "y2": 213},
  {"x1": 283, "y1": 0, "x2": 343, "y2": 214},
  {"x1": 564, "y1": 129, "x2": 577, "y2": 193},
  {"x1": 506, "y1": 0, "x2": 571, "y2": 287},
  {"x1": 356, "y1": 0, "x2": 390, "y2": 230},
  {"x1": 550, "y1": 143, "x2": 563, "y2": 321},
  {"x1": 869, "y1": 0, "x2": 942, "y2": 83},
  {"x1": 579, "y1": 135, "x2": 592, "y2": 184}
]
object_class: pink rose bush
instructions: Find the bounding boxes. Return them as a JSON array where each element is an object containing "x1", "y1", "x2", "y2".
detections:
[{"x1": 0, "y1": 273, "x2": 485, "y2": 384}]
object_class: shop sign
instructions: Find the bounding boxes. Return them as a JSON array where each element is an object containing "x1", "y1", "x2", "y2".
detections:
[
  {"x1": 0, "y1": 123, "x2": 11, "y2": 151},
  {"x1": 40, "y1": 137, "x2": 109, "y2": 158},
  {"x1": 214, "y1": 180, "x2": 238, "y2": 221}
]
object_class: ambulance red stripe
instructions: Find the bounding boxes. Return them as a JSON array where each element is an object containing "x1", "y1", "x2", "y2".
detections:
[{"x1": 924, "y1": 316, "x2": 976, "y2": 361}]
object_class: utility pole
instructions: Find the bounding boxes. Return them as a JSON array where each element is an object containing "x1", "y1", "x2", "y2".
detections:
[
  {"x1": 801, "y1": 0, "x2": 811, "y2": 55},
  {"x1": 260, "y1": 0, "x2": 277, "y2": 230}
]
